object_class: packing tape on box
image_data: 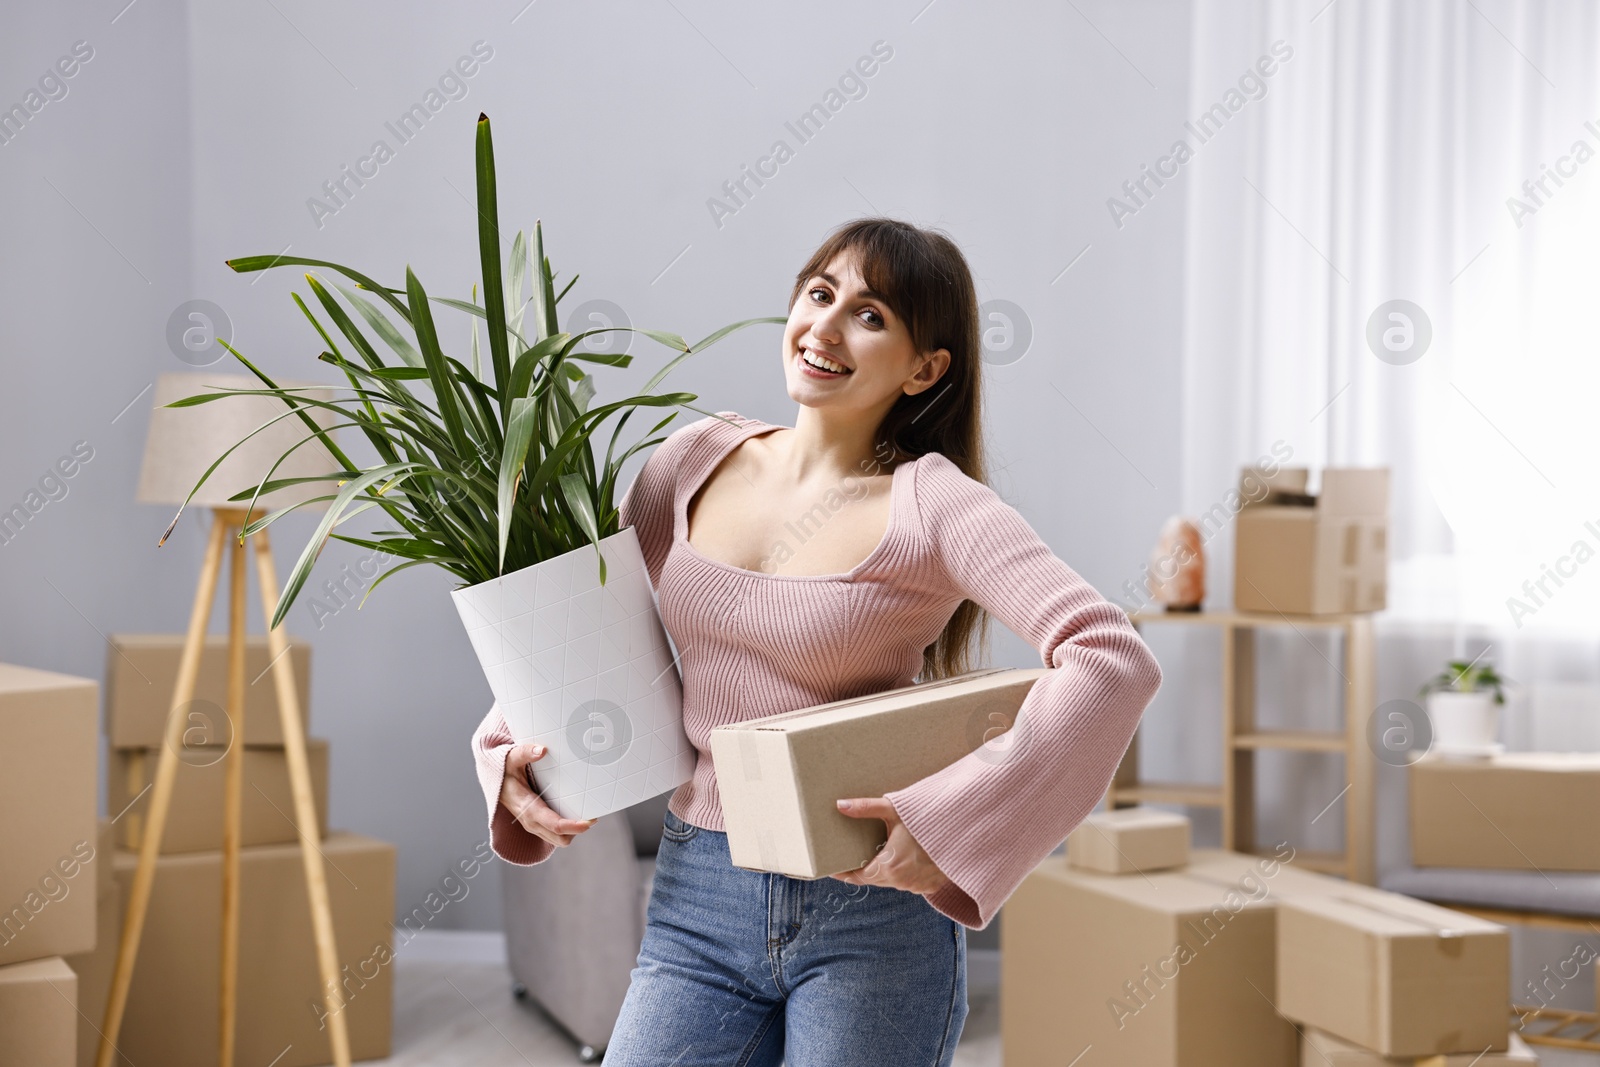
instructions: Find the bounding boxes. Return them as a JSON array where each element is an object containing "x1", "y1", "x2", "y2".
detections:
[
  {"x1": 1336, "y1": 895, "x2": 1470, "y2": 944},
  {"x1": 738, "y1": 732, "x2": 762, "y2": 781},
  {"x1": 757, "y1": 827, "x2": 778, "y2": 872}
]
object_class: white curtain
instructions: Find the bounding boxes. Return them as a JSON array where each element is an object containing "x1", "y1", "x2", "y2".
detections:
[{"x1": 1176, "y1": 0, "x2": 1600, "y2": 870}]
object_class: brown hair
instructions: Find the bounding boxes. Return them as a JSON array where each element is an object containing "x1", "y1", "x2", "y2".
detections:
[{"x1": 788, "y1": 217, "x2": 991, "y2": 681}]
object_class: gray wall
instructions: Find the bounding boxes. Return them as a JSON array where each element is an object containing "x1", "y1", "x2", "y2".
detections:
[{"x1": 2, "y1": 0, "x2": 1191, "y2": 935}]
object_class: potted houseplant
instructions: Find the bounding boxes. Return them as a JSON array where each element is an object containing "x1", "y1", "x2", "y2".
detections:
[
  {"x1": 1418, "y1": 657, "x2": 1512, "y2": 756},
  {"x1": 163, "y1": 113, "x2": 782, "y2": 819}
]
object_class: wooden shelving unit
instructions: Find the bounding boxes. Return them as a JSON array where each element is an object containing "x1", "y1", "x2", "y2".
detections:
[{"x1": 1108, "y1": 609, "x2": 1376, "y2": 884}]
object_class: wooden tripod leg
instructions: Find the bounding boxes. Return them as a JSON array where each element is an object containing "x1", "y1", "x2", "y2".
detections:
[
  {"x1": 97, "y1": 512, "x2": 229, "y2": 1067},
  {"x1": 219, "y1": 519, "x2": 248, "y2": 1067},
  {"x1": 252, "y1": 527, "x2": 352, "y2": 1067}
]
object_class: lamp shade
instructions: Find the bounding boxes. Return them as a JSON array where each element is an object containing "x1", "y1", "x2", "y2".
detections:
[{"x1": 136, "y1": 372, "x2": 342, "y2": 511}]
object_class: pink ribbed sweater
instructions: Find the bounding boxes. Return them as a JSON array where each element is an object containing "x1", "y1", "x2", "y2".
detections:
[{"x1": 471, "y1": 410, "x2": 1162, "y2": 930}]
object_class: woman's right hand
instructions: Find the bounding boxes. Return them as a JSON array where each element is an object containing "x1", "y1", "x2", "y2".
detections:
[{"x1": 498, "y1": 742, "x2": 597, "y2": 848}]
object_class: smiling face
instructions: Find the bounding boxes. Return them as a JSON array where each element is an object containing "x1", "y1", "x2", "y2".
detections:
[{"x1": 781, "y1": 247, "x2": 950, "y2": 424}]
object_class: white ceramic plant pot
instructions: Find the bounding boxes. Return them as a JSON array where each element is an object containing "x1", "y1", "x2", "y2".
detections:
[
  {"x1": 1426, "y1": 690, "x2": 1501, "y2": 754},
  {"x1": 451, "y1": 525, "x2": 695, "y2": 820}
]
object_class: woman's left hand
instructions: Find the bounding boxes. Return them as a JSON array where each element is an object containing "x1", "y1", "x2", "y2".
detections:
[{"x1": 832, "y1": 796, "x2": 952, "y2": 896}]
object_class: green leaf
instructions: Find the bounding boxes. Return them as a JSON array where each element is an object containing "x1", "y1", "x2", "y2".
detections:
[
  {"x1": 225, "y1": 254, "x2": 412, "y2": 323},
  {"x1": 332, "y1": 280, "x2": 423, "y2": 368},
  {"x1": 498, "y1": 396, "x2": 539, "y2": 569},
  {"x1": 475, "y1": 114, "x2": 512, "y2": 409},
  {"x1": 559, "y1": 471, "x2": 605, "y2": 584},
  {"x1": 406, "y1": 265, "x2": 475, "y2": 464},
  {"x1": 270, "y1": 467, "x2": 418, "y2": 628},
  {"x1": 531, "y1": 220, "x2": 558, "y2": 341},
  {"x1": 506, "y1": 229, "x2": 528, "y2": 342},
  {"x1": 469, "y1": 283, "x2": 483, "y2": 380}
]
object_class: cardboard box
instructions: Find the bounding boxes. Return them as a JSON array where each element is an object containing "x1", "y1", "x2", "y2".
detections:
[
  {"x1": 1299, "y1": 1027, "x2": 1537, "y2": 1065},
  {"x1": 0, "y1": 956, "x2": 77, "y2": 1067},
  {"x1": 1301, "y1": 1026, "x2": 1407, "y2": 1065},
  {"x1": 105, "y1": 633, "x2": 311, "y2": 749},
  {"x1": 1412, "y1": 753, "x2": 1600, "y2": 871},
  {"x1": 1234, "y1": 467, "x2": 1389, "y2": 615},
  {"x1": 1418, "y1": 1033, "x2": 1538, "y2": 1065},
  {"x1": 109, "y1": 738, "x2": 330, "y2": 853},
  {"x1": 0, "y1": 663, "x2": 98, "y2": 967},
  {"x1": 89, "y1": 819, "x2": 113, "y2": 901},
  {"x1": 1276, "y1": 884, "x2": 1510, "y2": 1056},
  {"x1": 1002, "y1": 848, "x2": 1321, "y2": 1066},
  {"x1": 1069, "y1": 808, "x2": 1191, "y2": 874},
  {"x1": 63, "y1": 879, "x2": 120, "y2": 1067},
  {"x1": 110, "y1": 832, "x2": 394, "y2": 1067},
  {"x1": 711, "y1": 667, "x2": 1047, "y2": 878}
]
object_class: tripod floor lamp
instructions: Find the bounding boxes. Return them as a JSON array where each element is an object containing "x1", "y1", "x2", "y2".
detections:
[{"x1": 99, "y1": 371, "x2": 349, "y2": 1067}]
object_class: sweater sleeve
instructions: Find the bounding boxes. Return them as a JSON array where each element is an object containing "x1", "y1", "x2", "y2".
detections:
[
  {"x1": 467, "y1": 410, "x2": 722, "y2": 865},
  {"x1": 881, "y1": 453, "x2": 1163, "y2": 930},
  {"x1": 471, "y1": 701, "x2": 555, "y2": 866}
]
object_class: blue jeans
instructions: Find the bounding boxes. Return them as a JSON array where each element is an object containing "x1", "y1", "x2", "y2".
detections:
[{"x1": 602, "y1": 809, "x2": 969, "y2": 1065}]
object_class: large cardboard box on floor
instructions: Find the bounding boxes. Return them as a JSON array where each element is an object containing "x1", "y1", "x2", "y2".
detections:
[
  {"x1": 0, "y1": 956, "x2": 78, "y2": 1067},
  {"x1": 711, "y1": 667, "x2": 1047, "y2": 878},
  {"x1": 1301, "y1": 1026, "x2": 1398, "y2": 1067},
  {"x1": 105, "y1": 633, "x2": 310, "y2": 748},
  {"x1": 1301, "y1": 1027, "x2": 1538, "y2": 1065},
  {"x1": 1234, "y1": 467, "x2": 1388, "y2": 615},
  {"x1": 110, "y1": 832, "x2": 395, "y2": 1067},
  {"x1": 1277, "y1": 884, "x2": 1510, "y2": 1057},
  {"x1": 0, "y1": 663, "x2": 98, "y2": 967},
  {"x1": 1412, "y1": 752, "x2": 1600, "y2": 871},
  {"x1": 1003, "y1": 847, "x2": 1342, "y2": 1067},
  {"x1": 63, "y1": 875, "x2": 120, "y2": 1067},
  {"x1": 1068, "y1": 808, "x2": 1190, "y2": 874},
  {"x1": 109, "y1": 738, "x2": 330, "y2": 853},
  {"x1": 1418, "y1": 1033, "x2": 1539, "y2": 1065}
]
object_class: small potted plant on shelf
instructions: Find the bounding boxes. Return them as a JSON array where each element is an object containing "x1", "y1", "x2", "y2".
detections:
[
  {"x1": 163, "y1": 112, "x2": 782, "y2": 820},
  {"x1": 1418, "y1": 657, "x2": 1512, "y2": 757}
]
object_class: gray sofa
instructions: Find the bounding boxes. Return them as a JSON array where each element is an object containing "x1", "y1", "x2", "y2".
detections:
[{"x1": 503, "y1": 791, "x2": 672, "y2": 1060}]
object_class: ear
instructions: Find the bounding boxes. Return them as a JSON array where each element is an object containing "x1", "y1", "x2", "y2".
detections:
[{"x1": 904, "y1": 348, "x2": 951, "y2": 396}]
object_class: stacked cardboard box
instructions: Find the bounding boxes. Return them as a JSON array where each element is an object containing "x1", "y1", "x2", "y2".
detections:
[
  {"x1": 109, "y1": 834, "x2": 395, "y2": 1066},
  {"x1": 1233, "y1": 466, "x2": 1389, "y2": 615},
  {"x1": 1300, "y1": 1026, "x2": 1538, "y2": 1065},
  {"x1": 0, "y1": 662, "x2": 100, "y2": 1067},
  {"x1": 62, "y1": 820, "x2": 117, "y2": 1067},
  {"x1": 104, "y1": 634, "x2": 327, "y2": 853},
  {"x1": 94, "y1": 633, "x2": 395, "y2": 1067},
  {"x1": 1004, "y1": 811, "x2": 1526, "y2": 1066},
  {"x1": 1066, "y1": 807, "x2": 1191, "y2": 874},
  {"x1": 1277, "y1": 884, "x2": 1512, "y2": 1057},
  {"x1": 1411, "y1": 753, "x2": 1600, "y2": 871}
]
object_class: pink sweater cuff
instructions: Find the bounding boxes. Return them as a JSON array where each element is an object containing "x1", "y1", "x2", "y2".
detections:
[{"x1": 471, "y1": 704, "x2": 554, "y2": 867}]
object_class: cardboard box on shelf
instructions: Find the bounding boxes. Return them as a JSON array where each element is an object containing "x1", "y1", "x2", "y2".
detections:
[
  {"x1": 110, "y1": 832, "x2": 395, "y2": 1067},
  {"x1": 1276, "y1": 884, "x2": 1510, "y2": 1057},
  {"x1": 711, "y1": 668, "x2": 1046, "y2": 878},
  {"x1": 105, "y1": 633, "x2": 310, "y2": 749},
  {"x1": 0, "y1": 956, "x2": 77, "y2": 1067},
  {"x1": 1002, "y1": 847, "x2": 1319, "y2": 1067},
  {"x1": 108, "y1": 738, "x2": 330, "y2": 854},
  {"x1": 1418, "y1": 1032, "x2": 1538, "y2": 1065},
  {"x1": 0, "y1": 663, "x2": 98, "y2": 967},
  {"x1": 1411, "y1": 753, "x2": 1600, "y2": 871},
  {"x1": 63, "y1": 878, "x2": 120, "y2": 1067},
  {"x1": 1068, "y1": 808, "x2": 1191, "y2": 874},
  {"x1": 1233, "y1": 466, "x2": 1389, "y2": 615}
]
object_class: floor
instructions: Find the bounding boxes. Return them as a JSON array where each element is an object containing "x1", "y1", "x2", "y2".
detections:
[
  {"x1": 368, "y1": 949, "x2": 1002, "y2": 1066},
  {"x1": 361, "y1": 945, "x2": 1594, "y2": 1066}
]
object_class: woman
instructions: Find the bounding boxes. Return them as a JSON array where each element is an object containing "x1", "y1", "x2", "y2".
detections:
[{"x1": 471, "y1": 217, "x2": 1163, "y2": 1065}]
